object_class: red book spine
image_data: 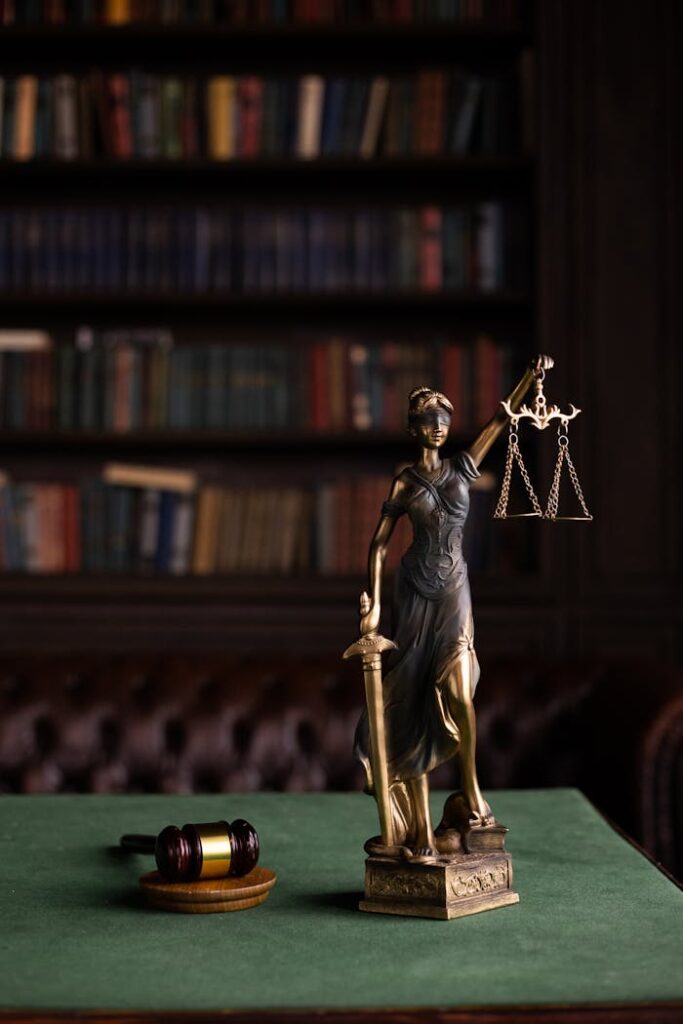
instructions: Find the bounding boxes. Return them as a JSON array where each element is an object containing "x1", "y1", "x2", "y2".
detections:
[
  {"x1": 474, "y1": 334, "x2": 498, "y2": 424},
  {"x1": 45, "y1": 0, "x2": 66, "y2": 23},
  {"x1": 354, "y1": 478, "x2": 374, "y2": 575},
  {"x1": 380, "y1": 341, "x2": 401, "y2": 432},
  {"x1": 108, "y1": 75, "x2": 133, "y2": 159},
  {"x1": 442, "y1": 342, "x2": 464, "y2": 433},
  {"x1": 419, "y1": 206, "x2": 443, "y2": 292},
  {"x1": 335, "y1": 479, "x2": 352, "y2": 574},
  {"x1": 237, "y1": 77, "x2": 264, "y2": 158},
  {"x1": 415, "y1": 72, "x2": 446, "y2": 155},
  {"x1": 391, "y1": 0, "x2": 412, "y2": 22}
]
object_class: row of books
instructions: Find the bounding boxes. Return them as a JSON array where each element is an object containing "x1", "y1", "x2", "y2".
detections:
[
  {"x1": 0, "y1": 1, "x2": 519, "y2": 27},
  {"x1": 0, "y1": 204, "x2": 527, "y2": 294},
  {"x1": 0, "y1": 329, "x2": 516, "y2": 434},
  {"x1": 0, "y1": 70, "x2": 522, "y2": 161},
  {"x1": 0, "y1": 463, "x2": 501, "y2": 575}
]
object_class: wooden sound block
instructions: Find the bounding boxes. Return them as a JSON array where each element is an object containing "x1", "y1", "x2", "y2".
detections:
[{"x1": 139, "y1": 867, "x2": 277, "y2": 914}]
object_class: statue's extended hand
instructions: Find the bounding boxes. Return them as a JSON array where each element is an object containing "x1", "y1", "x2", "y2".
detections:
[
  {"x1": 531, "y1": 353, "x2": 554, "y2": 374},
  {"x1": 359, "y1": 591, "x2": 381, "y2": 636}
]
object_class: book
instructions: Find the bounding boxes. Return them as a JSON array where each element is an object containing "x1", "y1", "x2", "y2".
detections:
[
  {"x1": 237, "y1": 76, "x2": 264, "y2": 159},
  {"x1": 296, "y1": 75, "x2": 324, "y2": 160},
  {"x1": 359, "y1": 76, "x2": 389, "y2": 159},
  {"x1": 451, "y1": 75, "x2": 482, "y2": 155},
  {"x1": 108, "y1": 74, "x2": 133, "y2": 159},
  {"x1": 13, "y1": 75, "x2": 38, "y2": 161},
  {"x1": 102, "y1": 463, "x2": 197, "y2": 493},
  {"x1": 207, "y1": 76, "x2": 235, "y2": 160},
  {"x1": 53, "y1": 74, "x2": 78, "y2": 160}
]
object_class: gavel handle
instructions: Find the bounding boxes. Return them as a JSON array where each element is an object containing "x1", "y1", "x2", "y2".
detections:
[{"x1": 119, "y1": 834, "x2": 156, "y2": 854}]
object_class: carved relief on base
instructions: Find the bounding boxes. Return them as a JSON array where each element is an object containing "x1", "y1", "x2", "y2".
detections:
[{"x1": 361, "y1": 851, "x2": 518, "y2": 921}]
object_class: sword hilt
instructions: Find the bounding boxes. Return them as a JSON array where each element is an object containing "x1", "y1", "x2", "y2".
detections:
[{"x1": 342, "y1": 633, "x2": 397, "y2": 660}]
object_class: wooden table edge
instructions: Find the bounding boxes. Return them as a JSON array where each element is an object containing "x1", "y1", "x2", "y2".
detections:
[{"x1": 1, "y1": 1002, "x2": 683, "y2": 1024}]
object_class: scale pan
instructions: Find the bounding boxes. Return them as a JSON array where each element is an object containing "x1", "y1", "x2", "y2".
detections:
[{"x1": 546, "y1": 514, "x2": 593, "y2": 522}]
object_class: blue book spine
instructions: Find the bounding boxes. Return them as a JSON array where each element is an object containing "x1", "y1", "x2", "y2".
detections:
[
  {"x1": 3, "y1": 80, "x2": 14, "y2": 158},
  {"x1": 108, "y1": 486, "x2": 131, "y2": 572},
  {"x1": 34, "y1": 78, "x2": 51, "y2": 158},
  {"x1": 155, "y1": 491, "x2": 176, "y2": 573},
  {"x1": 3, "y1": 485, "x2": 20, "y2": 570},
  {"x1": 321, "y1": 79, "x2": 345, "y2": 156}
]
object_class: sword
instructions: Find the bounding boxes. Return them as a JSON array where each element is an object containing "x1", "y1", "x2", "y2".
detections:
[{"x1": 343, "y1": 592, "x2": 397, "y2": 848}]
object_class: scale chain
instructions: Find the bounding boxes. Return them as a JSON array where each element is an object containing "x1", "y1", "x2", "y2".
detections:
[
  {"x1": 545, "y1": 432, "x2": 592, "y2": 520},
  {"x1": 494, "y1": 425, "x2": 543, "y2": 519}
]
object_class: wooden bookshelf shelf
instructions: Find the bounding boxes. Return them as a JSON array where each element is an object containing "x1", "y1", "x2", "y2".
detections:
[
  {"x1": 0, "y1": 156, "x2": 534, "y2": 185},
  {"x1": 0, "y1": 291, "x2": 531, "y2": 313},
  {"x1": 0, "y1": 430, "x2": 423, "y2": 452},
  {"x1": 0, "y1": 23, "x2": 532, "y2": 75},
  {"x1": 0, "y1": 571, "x2": 544, "y2": 605},
  {"x1": 0, "y1": 23, "x2": 530, "y2": 46}
]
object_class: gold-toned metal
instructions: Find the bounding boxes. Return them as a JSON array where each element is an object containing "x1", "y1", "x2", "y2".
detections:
[
  {"x1": 493, "y1": 422, "x2": 543, "y2": 519},
  {"x1": 343, "y1": 605, "x2": 397, "y2": 849},
  {"x1": 544, "y1": 423, "x2": 593, "y2": 521},
  {"x1": 500, "y1": 368, "x2": 581, "y2": 431},
  {"x1": 195, "y1": 822, "x2": 232, "y2": 879},
  {"x1": 494, "y1": 361, "x2": 593, "y2": 522},
  {"x1": 344, "y1": 363, "x2": 563, "y2": 918}
]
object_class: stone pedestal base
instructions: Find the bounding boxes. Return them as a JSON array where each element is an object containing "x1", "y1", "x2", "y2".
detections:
[{"x1": 360, "y1": 851, "x2": 518, "y2": 920}]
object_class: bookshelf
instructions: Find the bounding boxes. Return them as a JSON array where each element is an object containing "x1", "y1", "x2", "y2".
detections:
[{"x1": 0, "y1": 0, "x2": 551, "y2": 656}]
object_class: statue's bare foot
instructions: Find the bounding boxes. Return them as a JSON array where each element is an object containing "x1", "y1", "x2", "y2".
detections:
[
  {"x1": 467, "y1": 796, "x2": 494, "y2": 828},
  {"x1": 468, "y1": 811, "x2": 495, "y2": 827}
]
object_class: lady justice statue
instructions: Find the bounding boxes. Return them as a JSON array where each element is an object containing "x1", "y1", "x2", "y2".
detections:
[{"x1": 344, "y1": 353, "x2": 554, "y2": 919}]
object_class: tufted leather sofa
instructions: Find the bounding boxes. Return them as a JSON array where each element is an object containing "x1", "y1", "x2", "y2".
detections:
[{"x1": 0, "y1": 654, "x2": 681, "y2": 879}]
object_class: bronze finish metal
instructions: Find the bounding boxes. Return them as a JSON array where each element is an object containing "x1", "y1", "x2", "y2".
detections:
[
  {"x1": 343, "y1": 614, "x2": 397, "y2": 848},
  {"x1": 344, "y1": 356, "x2": 558, "y2": 919},
  {"x1": 496, "y1": 366, "x2": 593, "y2": 522}
]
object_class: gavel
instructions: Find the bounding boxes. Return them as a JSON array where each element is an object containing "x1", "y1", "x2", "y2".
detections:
[{"x1": 120, "y1": 818, "x2": 259, "y2": 882}]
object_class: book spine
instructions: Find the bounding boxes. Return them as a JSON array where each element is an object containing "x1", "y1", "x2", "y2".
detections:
[
  {"x1": 138, "y1": 488, "x2": 160, "y2": 572},
  {"x1": 296, "y1": 75, "x2": 324, "y2": 160},
  {"x1": 419, "y1": 205, "x2": 443, "y2": 291},
  {"x1": 155, "y1": 490, "x2": 176, "y2": 572},
  {"x1": 237, "y1": 76, "x2": 264, "y2": 158},
  {"x1": 169, "y1": 491, "x2": 195, "y2": 574},
  {"x1": 359, "y1": 76, "x2": 389, "y2": 159},
  {"x1": 13, "y1": 75, "x2": 38, "y2": 161},
  {"x1": 108, "y1": 74, "x2": 133, "y2": 159},
  {"x1": 207, "y1": 76, "x2": 235, "y2": 160},
  {"x1": 53, "y1": 74, "x2": 79, "y2": 160}
]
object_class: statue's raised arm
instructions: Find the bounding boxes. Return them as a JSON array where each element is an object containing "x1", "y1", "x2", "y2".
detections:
[{"x1": 467, "y1": 354, "x2": 554, "y2": 469}]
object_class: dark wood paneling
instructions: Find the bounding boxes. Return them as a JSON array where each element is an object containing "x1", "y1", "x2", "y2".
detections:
[{"x1": 537, "y1": 1, "x2": 683, "y2": 662}]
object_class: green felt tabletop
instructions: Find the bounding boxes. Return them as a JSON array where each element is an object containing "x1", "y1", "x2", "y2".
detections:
[{"x1": 0, "y1": 789, "x2": 681, "y2": 1013}]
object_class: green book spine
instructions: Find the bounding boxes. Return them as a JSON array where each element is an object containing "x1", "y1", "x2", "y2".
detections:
[
  {"x1": 57, "y1": 346, "x2": 75, "y2": 431},
  {"x1": 161, "y1": 78, "x2": 183, "y2": 160}
]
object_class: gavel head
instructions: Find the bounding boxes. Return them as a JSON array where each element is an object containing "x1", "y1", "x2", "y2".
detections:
[{"x1": 154, "y1": 819, "x2": 259, "y2": 882}]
